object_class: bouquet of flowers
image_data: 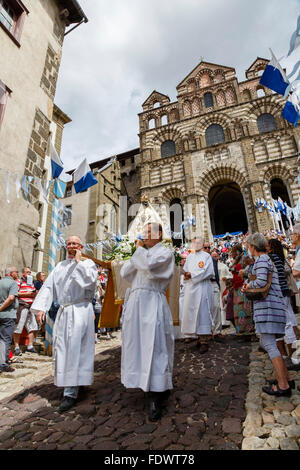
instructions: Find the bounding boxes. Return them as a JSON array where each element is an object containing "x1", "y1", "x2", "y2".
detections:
[
  {"x1": 102, "y1": 235, "x2": 136, "y2": 262},
  {"x1": 101, "y1": 233, "x2": 183, "y2": 265}
]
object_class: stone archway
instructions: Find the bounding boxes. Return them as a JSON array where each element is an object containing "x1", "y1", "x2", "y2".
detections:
[
  {"x1": 196, "y1": 164, "x2": 254, "y2": 239},
  {"x1": 208, "y1": 182, "x2": 248, "y2": 236}
]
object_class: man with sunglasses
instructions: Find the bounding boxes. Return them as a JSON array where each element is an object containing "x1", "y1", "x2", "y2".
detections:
[
  {"x1": 31, "y1": 236, "x2": 98, "y2": 412},
  {"x1": 0, "y1": 266, "x2": 19, "y2": 373}
]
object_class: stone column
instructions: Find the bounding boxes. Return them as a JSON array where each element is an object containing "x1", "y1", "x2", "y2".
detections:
[{"x1": 250, "y1": 182, "x2": 272, "y2": 233}]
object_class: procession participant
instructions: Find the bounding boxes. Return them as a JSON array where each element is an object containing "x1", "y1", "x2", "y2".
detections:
[
  {"x1": 211, "y1": 251, "x2": 227, "y2": 339},
  {"x1": 31, "y1": 235, "x2": 98, "y2": 412},
  {"x1": 181, "y1": 237, "x2": 215, "y2": 354},
  {"x1": 13, "y1": 267, "x2": 38, "y2": 355},
  {"x1": 0, "y1": 267, "x2": 19, "y2": 373},
  {"x1": 120, "y1": 222, "x2": 175, "y2": 422},
  {"x1": 230, "y1": 244, "x2": 254, "y2": 341},
  {"x1": 218, "y1": 254, "x2": 233, "y2": 328}
]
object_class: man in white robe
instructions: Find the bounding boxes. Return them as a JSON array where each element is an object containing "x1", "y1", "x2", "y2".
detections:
[
  {"x1": 31, "y1": 236, "x2": 97, "y2": 412},
  {"x1": 181, "y1": 237, "x2": 215, "y2": 353},
  {"x1": 120, "y1": 222, "x2": 175, "y2": 421}
]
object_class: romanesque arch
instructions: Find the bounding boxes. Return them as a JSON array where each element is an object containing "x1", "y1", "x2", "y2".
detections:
[
  {"x1": 195, "y1": 164, "x2": 255, "y2": 236},
  {"x1": 195, "y1": 112, "x2": 232, "y2": 140}
]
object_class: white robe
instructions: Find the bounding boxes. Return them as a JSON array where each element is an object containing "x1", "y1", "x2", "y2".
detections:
[
  {"x1": 31, "y1": 258, "x2": 97, "y2": 387},
  {"x1": 181, "y1": 251, "x2": 214, "y2": 336},
  {"x1": 120, "y1": 243, "x2": 175, "y2": 392}
]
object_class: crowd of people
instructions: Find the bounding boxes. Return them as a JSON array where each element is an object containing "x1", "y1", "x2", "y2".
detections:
[{"x1": 0, "y1": 224, "x2": 299, "y2": 421}]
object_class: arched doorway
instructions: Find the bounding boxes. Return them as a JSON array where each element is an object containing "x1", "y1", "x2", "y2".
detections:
[
  {"x1": 208, "y1": 182, "x2": 248, "y2": 236},
  {"x1": 169, "y1": 198, "x2": 184, "y2": 247}
]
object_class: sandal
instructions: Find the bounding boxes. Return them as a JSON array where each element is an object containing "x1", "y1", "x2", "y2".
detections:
[
  {"x1": 268, "y1": 379, "x2": 295, "y2": 390},
  {"x1": 262, "y1": 384, "x2": 292, "y2": 397}
]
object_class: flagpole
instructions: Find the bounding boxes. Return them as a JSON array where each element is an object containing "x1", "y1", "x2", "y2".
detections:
[{"x1": 45, "y1": 196, "x2": 59, "y2": 356}]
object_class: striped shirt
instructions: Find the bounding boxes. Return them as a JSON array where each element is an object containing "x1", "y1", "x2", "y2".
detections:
[
  {"x1": 249, "y1": 254, "x2": 286, "y2": 335},
  {"x1": 17, "y1": 278, "x2": 35, "y2": 305},
  {"x1": 268, "y1": 253, "x2": 290, "y2": 297}
]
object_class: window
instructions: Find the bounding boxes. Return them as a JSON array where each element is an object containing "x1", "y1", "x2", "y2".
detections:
[
  {"x1": 161, "y1": 140, "x2": 176, "y2": 158},
  {"x1": 205, "y1": 124, "x2": 225, "y2": 147},
  {"x1": 257, "y1": 113, "x2": 277, "y2": 133},
  {"x1": 65, "y1": 184, "x2": 72, "y2": 197},
  {"x1": 131, "y1": 156, "x2": 135, "y2": 163},
  {"x1": 204, "y1": 92, "x2": 214, "y2": 109},
  {"x1": 0, "y1": 0, "x2": 28, "y2": 46},
  {"x1": 148, "y1": 118, "x2": 155, "y2": 129},
  {"x1": 121, "y1": 160, "x2": 125, "y2": 166},
  {"x1": 0, "y1": 1, "x2": 14, "y2": 30},
  {"x1": 257, "y1": 87, "x2": 265, "y2": 98},
  {"x1": 63, "y1": 205, "x2": 72, "y2": 226},
  {"x1": 161, "y1": 115, "x2": 168, "y2": 126},
  {"x1": 0, "y1": 79, "x2": 10, "y2": 131}
]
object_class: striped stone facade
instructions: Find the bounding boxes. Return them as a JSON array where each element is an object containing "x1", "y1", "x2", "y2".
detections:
[{"x1": 138, "y1": 59, "x2": 300, "y2": 241}]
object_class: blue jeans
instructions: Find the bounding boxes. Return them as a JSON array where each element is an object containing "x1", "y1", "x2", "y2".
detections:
[
  {"x1": 64, "y1": 386, "x2": 79, "y2": 399},
  {"x1": 0, "y1": 318, "x2": 15, "y2": 369}
]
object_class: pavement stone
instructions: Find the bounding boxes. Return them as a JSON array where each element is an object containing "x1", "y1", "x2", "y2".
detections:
[
  {"x1": 0, "y1": 331, "x2": 253, "y2": 450},
  {"x1": 241, "y1": 313, "x2": 300, "y2": 450}
]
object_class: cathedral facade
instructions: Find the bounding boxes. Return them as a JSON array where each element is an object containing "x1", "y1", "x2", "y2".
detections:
[{"x1": 137, "y1": 59, "x2": 300, "y2": 242}]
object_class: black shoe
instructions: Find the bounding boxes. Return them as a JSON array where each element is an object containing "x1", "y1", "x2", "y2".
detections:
[
  {"x1": 0, "y1": 365, "x2": 15, "y2": 373},
  {"x1": 59, "y1": 397, "x2": 77, "y2": 413},
  {"x1": 262, "y1": 384, "x2": 292, "y2": 397},
  {"x1": 158, "y1": 390, "x2": 171, "y2": 402},
  {"x1": 268, "y1": 379, "x2": 295, "y2": 390},
  {"x1": 149, "y1": 399, "x2": 161, "y2": 422},
  {"x1": 14, "y1": 348, "x2": 22, "y2": 356}
]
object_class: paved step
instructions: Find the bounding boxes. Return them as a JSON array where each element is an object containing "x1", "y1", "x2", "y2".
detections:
[
  {"x1": 13, "y1": 362, "x2": 40, "y2": 370},
  {"x1": 0, "y1": 368, "x2": 33, "y2": 380}
]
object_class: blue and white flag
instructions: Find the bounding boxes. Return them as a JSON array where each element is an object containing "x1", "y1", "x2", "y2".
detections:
[
  {"x1": 278, "y1": 198, "x2": 288, "y2": 217},
  {"x1": 73, "y1": 158, "x2": 98, "y2": 193},
  {"x1": 259, "y1": 49, "x2": 289, "y2": 96},
  {"x1": 287, "y1": 15, "x2": 300, "y2": 57},
  {"x1": 50, "y1": 140, "x2": 64, "y2": 180},
  {"x1": 282, "y1": 97, "x2": 300, "y2": 127},
  {"x1": 53, "y1": 179, "x2": 67, "y2": 198}
]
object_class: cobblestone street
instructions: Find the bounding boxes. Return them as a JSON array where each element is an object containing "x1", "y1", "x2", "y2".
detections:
[{"x1": 0, "y1": 327, "x2": 299, "y2": 451}]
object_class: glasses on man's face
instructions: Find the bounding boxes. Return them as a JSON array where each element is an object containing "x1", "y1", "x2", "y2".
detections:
[
  {"x1": 67, "y1": 243, "x2": 81, "y2": 247},
  {"x1": 203, "y1": 246, "x2": 211, "y2": 250}
]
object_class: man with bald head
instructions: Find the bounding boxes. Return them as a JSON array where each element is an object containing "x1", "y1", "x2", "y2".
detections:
[
  {"x1": 31, "y1": 236, "x2": 98, "y2": 412},
  {"x1": 181, "y1": 237, "x2": 215, "y2": 353}
]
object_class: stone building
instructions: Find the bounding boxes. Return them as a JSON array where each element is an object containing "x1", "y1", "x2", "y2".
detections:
[
  {"x1": 0, "y1": 0, "x2": 87, "y2": 274},
  {"x1": 138, "y1": 59, "x2": 300, "y2": 242}
]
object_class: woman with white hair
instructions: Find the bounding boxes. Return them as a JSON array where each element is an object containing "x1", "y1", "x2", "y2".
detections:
[{"x1": 242, "y1": 233, "x2": 291, "y2": 397}]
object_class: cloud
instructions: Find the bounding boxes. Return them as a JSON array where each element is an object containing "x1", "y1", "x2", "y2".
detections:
[{"x1": 55, "y1": 0, "x2": 300, "y2": 170}]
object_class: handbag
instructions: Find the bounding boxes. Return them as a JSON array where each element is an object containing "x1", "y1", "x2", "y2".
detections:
[{"x1": 245, "y1": 263, "x2": 273, "y2": 301}]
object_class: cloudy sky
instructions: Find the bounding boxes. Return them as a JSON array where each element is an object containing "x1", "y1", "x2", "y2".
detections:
[{"x1": 55, "y1": 0, "x2": 300, "y2": 171}]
